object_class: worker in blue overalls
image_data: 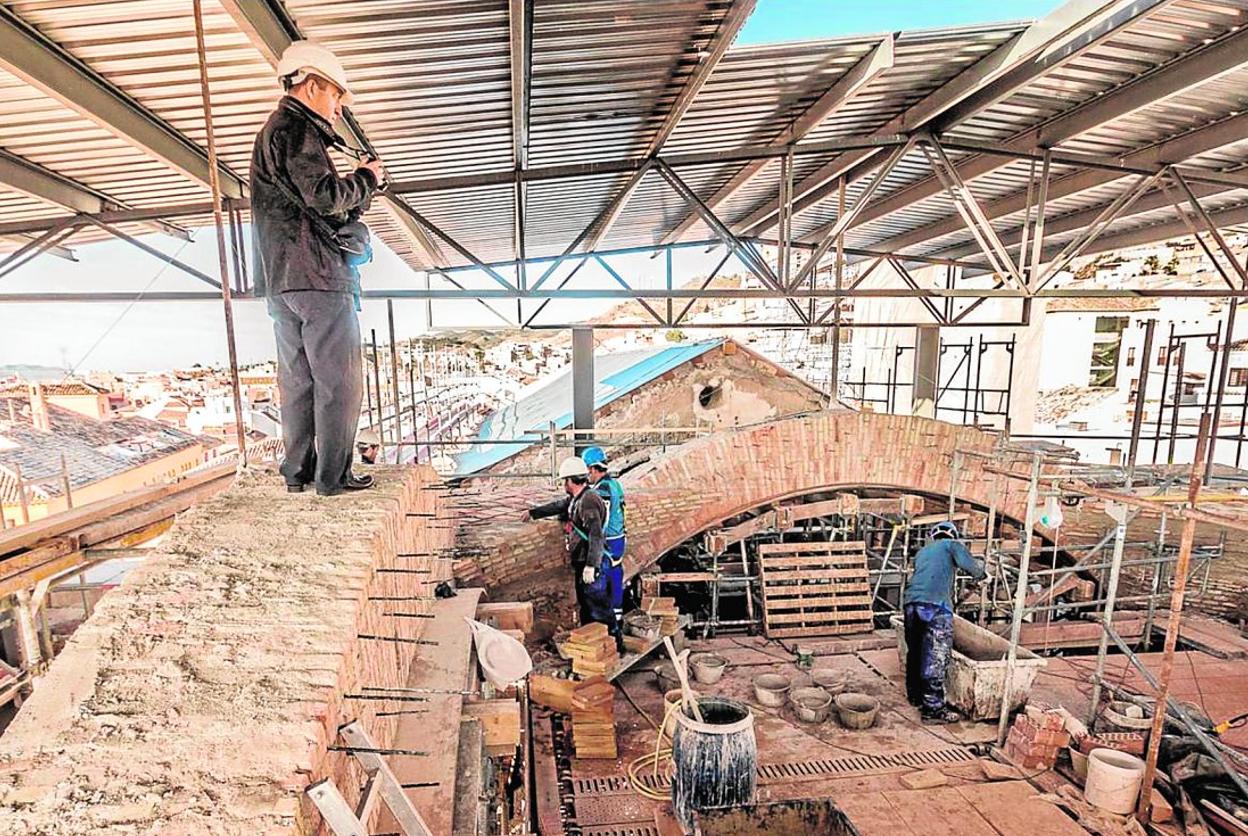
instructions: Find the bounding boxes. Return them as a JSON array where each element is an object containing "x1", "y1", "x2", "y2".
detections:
[
  {"x1": 583, "y1": 446, "x2": 626, "y2": 651},
  {"x1": 903, "y1": 520, "x2": 986, "y2": 724}
]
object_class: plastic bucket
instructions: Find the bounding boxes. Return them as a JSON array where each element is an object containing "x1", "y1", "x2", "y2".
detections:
[
  {"x1": 1084, "y1": 748, "x2": 1145, "y2": 815},
  {"x1": 752, "y1": 674, "x2": 791, "y2": 707},
  {"x1": 690, "y1": 652, "x2": 728, "y2": 685}
]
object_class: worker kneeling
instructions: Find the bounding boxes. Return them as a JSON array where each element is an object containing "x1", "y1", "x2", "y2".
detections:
[
  {"x1": 903, "y1": 520, "x2": 986, "y2": 724},
  {"x1": 584, "y1": 447, "x2": 627, "y2": 649},
  {"x1": 524, "y1": 456, "x2": 620, "y2": 643}
]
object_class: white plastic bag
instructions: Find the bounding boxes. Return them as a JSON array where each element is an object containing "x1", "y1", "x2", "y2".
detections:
[{"x1": 465, "y1": 617, "x2": 532, "y2": 687}]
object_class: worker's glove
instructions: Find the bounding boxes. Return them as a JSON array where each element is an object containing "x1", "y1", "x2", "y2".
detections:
[{"x1": 582, "y1": 565, "x2": 596, "y2": 585}]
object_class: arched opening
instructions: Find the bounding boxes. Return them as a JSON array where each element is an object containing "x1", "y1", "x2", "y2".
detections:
[
  {"x1": 636, "y1": 485, "x2": 1077, "y2": 641},
  {"x1": 697, "y1": 382, "x2": 722, "y2": 409}
]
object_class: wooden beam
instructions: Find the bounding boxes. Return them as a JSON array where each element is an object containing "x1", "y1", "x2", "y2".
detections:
[
  {"x1": 462, "y1": 699, "x2": 521, "y2": 756},
  {"x1": 0, "y1": 464, "x2": 233, "y2": 556}
]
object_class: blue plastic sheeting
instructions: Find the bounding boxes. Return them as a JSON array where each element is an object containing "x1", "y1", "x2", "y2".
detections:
[{"x1": 453, "y1": 339, "x2": 723, "y2": 475}]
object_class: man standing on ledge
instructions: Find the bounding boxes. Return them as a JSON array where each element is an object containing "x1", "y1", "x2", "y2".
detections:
[
  {"x1": 903, "y1": 520, "x2": 985, "y2": 724},
  {"x1": 251, "y1": 40, "x2": 384, "y2": 496},
  {"x1": 522, "y1": 456, "x2": 608, "y2": 630}
]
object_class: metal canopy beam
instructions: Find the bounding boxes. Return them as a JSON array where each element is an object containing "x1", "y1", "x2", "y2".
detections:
[
  {"x1": 581, "y1": 0, "x2": 758, "y2": 255},
  {"x1": 660, "y1": 34, "x2": 895, "y2": 246},
  {"x1": 218, "y1": 0, "x2": 447, "y2": 265},
  {"x1": 730, "y1": 0, "x2": 1130, "y2": 237},
  {"x1": 0, "y1": 5, "x2": 245, "y2": 200},
  {"x1": 0, "y1": 150, "x2": 108, "y2": 215},
  {"x1": 804, "y1": 23, "x2": 1248, "y2": 245},
  {"x1": 874, "y1": 108, "x2": 1248, "y2": 259}
]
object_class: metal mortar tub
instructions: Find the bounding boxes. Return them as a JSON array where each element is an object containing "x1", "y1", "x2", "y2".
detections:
[{"x1": 891, "y1": 613, "x2": 1047, "y2": 720}]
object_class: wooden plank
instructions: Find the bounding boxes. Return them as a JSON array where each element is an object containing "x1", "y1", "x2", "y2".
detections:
[
  {"x1": 760, "y1": 568, "x2": 870, "y2": 582},
  {"x1": 909, "y1": 512, "x2": 970, "y2": 527},
  {"x1": 835, "y1": 791, "x2": 917, "y2": 836},
  {"x1": 452, "y1": 718, "x2": 485, "y2": 836},
  {"x1": 767, "y1": 623, "x2": 871, "y2": 638},
  {"x1": 531, "y1": 714, "x2": 563, "y2": 836},
  {"x1": 391, "y1": 587, "x2": 484, "y2": 836},
  {"x1": 529, "y1": 674, "x2": 577, "y2": 714},
  {"x1": 758, "y1": 540, "x2": 867, "y2": 555},
  {"x1": 0, "y1": 464, "x2": 233, "y2": 556},
  {"x1": 0, "y1": 550, "x2": 85, "y2": 600},
  {"x1": 707, "y1": 511, "x2": 778, "y2": 553},
  {"x1": 462, "y1": 699, "x2": 521, "y2": 756},
  {"x1": 0, "y1": 537, "x2": 73, "y2": 578},
  {"x1": 760, "y1": 554, "x2": 868, "y2": 570},
  {"x1": 475, "y1": 601, "x2": 533, "y2": 634},
  {"x1": 765, "y1": 609, "x2": 874, "y2": 625},
  {"x1": 764, "y1": 593, "x2": 872, "y2": 607}
]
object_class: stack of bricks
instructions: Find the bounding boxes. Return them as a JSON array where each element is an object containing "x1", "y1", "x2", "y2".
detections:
[
  {"x1": 0, "y1": 466, "x2": 452, "y2": 834},
  {"x1": 570, "y1": 676, "x2": 617, "y2": 760},
  {"x1": 1005, "y1": 709, "x2": 1072, "y2": 770},
  {"x1": 564, "y1": 622, "x2": 619, "y2": 677},
  {"x1": 641, "y1": 596, "x2": 681, "y2": 635},
  {"x1": 1076, "y1": 731, "x2": 1146, "y2": 756}
]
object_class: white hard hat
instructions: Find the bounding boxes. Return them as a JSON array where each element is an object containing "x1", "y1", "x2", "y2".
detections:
[
  {"x1": 557, "y1": 455, "x2": 587, "y2": 480},
  {"x1": 277, "y1": 40, "x2": 354, "y2": 106},
  {"x1": 357, "y1": 428, "x2": 380, "y2": 446}
]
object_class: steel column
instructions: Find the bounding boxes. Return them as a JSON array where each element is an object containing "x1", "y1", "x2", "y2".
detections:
[{"x1": 572, "y1": 328, "x2": 594, "y2": 455}]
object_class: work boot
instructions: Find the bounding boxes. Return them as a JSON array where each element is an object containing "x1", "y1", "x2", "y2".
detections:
[
  {"x1": 920, "y1": 708, "x2": 962, "y2": 725},
  {"x1": 286, "y1": 482, "x2": 308, "y2": 493},
  {"x1": 316, "y1": 473, "x2": 374, "y2": 496}
]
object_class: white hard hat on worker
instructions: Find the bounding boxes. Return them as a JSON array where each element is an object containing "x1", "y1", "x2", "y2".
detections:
[
  {"x1": 557, "y1": 455, "x2": 588, "y2": 481},
  {"x1": 277, "y1": 40, "x2": 354, "y2": 106}
]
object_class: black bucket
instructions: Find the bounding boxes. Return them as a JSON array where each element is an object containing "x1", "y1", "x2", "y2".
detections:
[{"x1": 671, "y1": 696, "x2": 757, "y2": 832}]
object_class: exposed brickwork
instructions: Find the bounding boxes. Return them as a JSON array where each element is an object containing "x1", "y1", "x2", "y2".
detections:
[
  {"x1": 0, "y1": 467, "x2": 452, "y2": 835},
  {"x1": 464, "y1": 413, "x2": 1036, "y2": 594}
]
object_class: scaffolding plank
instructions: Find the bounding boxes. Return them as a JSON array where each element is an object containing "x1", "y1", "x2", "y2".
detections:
[
  {"x1": 758, "y1": 540, "x2": 871, "y2": 639},
  {"x1": 759, "y1": 554, "x2": 871, "y2": 569},
  {"x1": 765, "y1": 609, "x2": 874, "y2": 625},
  {"x1": 758, "y1": 540, "x2": 867, "y2": 555}
]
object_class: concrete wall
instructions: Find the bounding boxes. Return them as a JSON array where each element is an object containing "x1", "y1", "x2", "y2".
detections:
[
  {"x1": 848, "y1": 263, "x2": 1042, "y2": 432},
  {"x1": 0, "y1": 467, "x2": 452, "y2": 835}
]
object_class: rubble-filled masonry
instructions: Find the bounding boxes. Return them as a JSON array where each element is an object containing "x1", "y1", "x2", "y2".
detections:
[{"x1": 0, "y1": 467, "x2": 449, "y2": 834}]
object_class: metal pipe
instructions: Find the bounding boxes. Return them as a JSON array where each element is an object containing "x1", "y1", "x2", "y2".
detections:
[
  {"x1": 371, "y1": 329, "x2": 386, "y2": 450},
  {"x1": 192, "y1": 0, "x2": 247, "y2": 468},
  {"x1": 1087, "y1": 515, "x2": 1129, "y2": 727},
  {"x1": 387, "y1": 300, "x2": 403, "y2": 464},
  {"x1": 1138, "y1": 413, "x2": 1217, "y2": 819},
  {"x1": 1205, "y1": 299, "x2": 1237, "y2": 481},
  {"x1": 997, "y1": 451, "x2": 1041, "y2": 747},
  {"x1": 1127, "y1": 319, "x2": 1155, "y2": 478}
]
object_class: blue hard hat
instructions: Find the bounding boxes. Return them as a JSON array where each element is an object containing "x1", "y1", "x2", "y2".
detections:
[
  {"x1": 582, "y1": 446, "x2": 608, "y2": 468},
  {"x1": 931, "y1": 520, "x2": 960, "y2": 539}
]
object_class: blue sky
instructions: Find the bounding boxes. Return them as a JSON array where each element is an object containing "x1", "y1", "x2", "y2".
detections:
[
  {"x1": 738, "y1": 0, "x2": 1062, "y2": 44},
  {"x1": 3, "y1": 0, "x2": 1067, "y2": 371}
]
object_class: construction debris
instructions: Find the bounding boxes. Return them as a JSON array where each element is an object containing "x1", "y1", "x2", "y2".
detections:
[
  {"x1": 1006, "y1": 708, "x2": 1071, "y2": 770},
  {"x1": 641, "y1": 596, "x2": 682, "y2": 636}
]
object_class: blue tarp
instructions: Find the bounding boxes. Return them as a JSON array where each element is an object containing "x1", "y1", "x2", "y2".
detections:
[{"x1": 453, "y1": 339, "x2": 723, "y2": 475}]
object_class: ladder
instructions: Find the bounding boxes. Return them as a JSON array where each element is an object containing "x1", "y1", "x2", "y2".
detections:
[{"x1": 305, "y1": 720, "x2": 433, "y2": 836}]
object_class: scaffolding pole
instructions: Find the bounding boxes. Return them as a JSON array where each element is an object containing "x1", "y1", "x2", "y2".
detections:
[{"x1": 996, "y1": 451, "x2": 1041, "y2": 747}]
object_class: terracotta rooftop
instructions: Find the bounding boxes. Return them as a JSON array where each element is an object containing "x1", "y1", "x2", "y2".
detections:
[{"x1": 0, "y1": 396, "x2": 208, "y2": 503}]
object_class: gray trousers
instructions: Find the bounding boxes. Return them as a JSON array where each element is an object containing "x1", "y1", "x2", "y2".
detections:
[{"x1": 267, "y1": 290, "x2": 363, "y2": 494}]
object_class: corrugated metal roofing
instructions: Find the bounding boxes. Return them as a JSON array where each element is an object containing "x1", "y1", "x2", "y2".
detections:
[
  {"x1": 2, "y1": 1, "x2": 1248, "y2": 282},
  {"x1": 453, "y1": 337, "x2": 724, "y2": 474}
]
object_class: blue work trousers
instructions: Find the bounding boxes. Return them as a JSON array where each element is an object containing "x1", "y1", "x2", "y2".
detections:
[
  {"x1": 903, "y1": 601, "x2": 954, "y2": 714},
  {"x1": 585, "y1": 536, "x2": 626, "y2": 639}
]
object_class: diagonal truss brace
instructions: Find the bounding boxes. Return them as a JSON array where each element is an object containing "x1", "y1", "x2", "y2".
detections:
[
  {"x1": 919, "y1": 135, "x2": 1027, "y2": 291},
  {"x1": 788, "y1": 137, "x2": 916, "y2": 291},
  {"x1": 1165, "y1": 168, "x2": 1248, "y2": 290}
]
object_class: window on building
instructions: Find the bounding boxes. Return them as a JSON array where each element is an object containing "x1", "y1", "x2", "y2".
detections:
[
  {"x1": 1231, "y1": 367, "x2": 1248, "y2": 388},
  {"x1": 1126, "y1": 347, "x2": 1136, "y2": 367},
  {"x1": 1089, "y1": 317, "x2": 1128, "y2": 387},
  {"x1": 1157, "y1": 346, "x2": 1169, "y2": 366}
]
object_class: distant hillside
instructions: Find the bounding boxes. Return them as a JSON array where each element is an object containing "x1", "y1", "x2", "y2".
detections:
[{"x1": 0, "y1": 364, "x2": 67, "y2": 381}]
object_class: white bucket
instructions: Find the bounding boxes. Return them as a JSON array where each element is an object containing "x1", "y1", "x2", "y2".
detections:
[{"x1": 1084, "y1": 748, "x2": 1145, "y2": 815}]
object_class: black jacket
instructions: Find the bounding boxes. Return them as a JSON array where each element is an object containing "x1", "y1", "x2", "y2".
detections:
[
  {"x1": 530, "y1": 488, "x2": 608, "y2": 570},
  {"x1": 249, "y1": 97, "x2": 377, "y2": 296}
]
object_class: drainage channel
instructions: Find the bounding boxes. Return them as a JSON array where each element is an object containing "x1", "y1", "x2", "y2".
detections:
[{"x1": 566, "y1": 746, "x2": 976, "y2": 831}]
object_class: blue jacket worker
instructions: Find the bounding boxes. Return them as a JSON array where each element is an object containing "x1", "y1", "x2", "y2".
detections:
[
  {"x1": 903, "y1": 520, "x2": 985, "y2": 724},
  {"x1": 524, "y1": 456, "x2": 611, "y2": 635},
  {"x1": 584, "y1": 446, "x2": 626, "y2": 649}
]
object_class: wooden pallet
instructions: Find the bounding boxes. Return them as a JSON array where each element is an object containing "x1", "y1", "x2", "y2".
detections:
[{"x1": 757, "y1": 541, "x2": 872, "y2": 638}]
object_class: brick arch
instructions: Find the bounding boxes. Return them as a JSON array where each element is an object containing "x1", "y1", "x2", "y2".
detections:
[
  {"x1": 467, "y1": 412, "x2": 1037, "y2": 592},
  {"x1": 619, "y1": 412, "x2": 1034, "y2": 576}
]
